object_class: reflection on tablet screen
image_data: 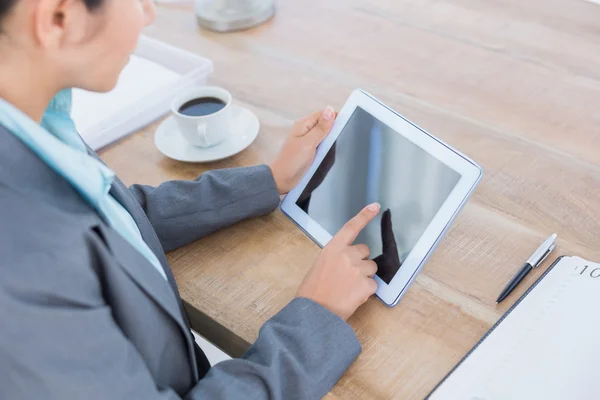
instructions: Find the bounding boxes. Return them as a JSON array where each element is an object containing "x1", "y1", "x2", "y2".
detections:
[{"x1": 296, "y1": 107, "x2": 460, "y2": 284}]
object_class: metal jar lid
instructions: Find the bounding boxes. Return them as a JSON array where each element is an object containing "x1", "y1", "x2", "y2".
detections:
[{"x1": 195, "y1": 0, "x2": 276, "y2": 32}]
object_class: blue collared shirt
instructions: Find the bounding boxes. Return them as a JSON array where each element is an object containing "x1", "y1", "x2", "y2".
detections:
[{"x1": 0, "y1": 89, "x2": 167, "y2": 280}]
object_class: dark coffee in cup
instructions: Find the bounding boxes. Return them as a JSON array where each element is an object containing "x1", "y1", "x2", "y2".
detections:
[
  {"x1": 172, "y1": 87, "x2": 232, "y2": 147},
  {"x1": 178, "y1": 97, "x2": 226, "y2": 117}
]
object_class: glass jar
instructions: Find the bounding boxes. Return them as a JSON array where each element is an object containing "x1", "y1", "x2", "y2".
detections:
[{"x1": 195, "y1": 0, "x2": 276, "y2": 32}]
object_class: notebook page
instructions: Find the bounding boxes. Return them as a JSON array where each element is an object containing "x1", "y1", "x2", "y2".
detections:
[{"x1": 430, "y1": 256, "x2": 600, "y2": 400}]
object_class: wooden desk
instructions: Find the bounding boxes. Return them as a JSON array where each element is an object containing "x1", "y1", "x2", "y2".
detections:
[{"x1": 99, "y1": 1, "x2": 600, "y2": 398}]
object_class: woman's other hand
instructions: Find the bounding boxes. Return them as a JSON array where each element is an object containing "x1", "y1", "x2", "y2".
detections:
[
  {"x1": 269, "y1": 106, "x2": 337, "y2": 195},
  {"x1": 296, "y1": 203, "x2": 381, "y2": 321}
]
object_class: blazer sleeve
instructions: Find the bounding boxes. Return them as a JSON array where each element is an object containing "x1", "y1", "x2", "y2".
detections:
[
  {"x1": 187, "y1": 298, "x2": 362, "y2": 399},
  {"x1": 128, "y1": 165, "x2": 281, "y2": 252},
  {"x1": 0, "y1": 237, "x2": 361, "y2": 400}
]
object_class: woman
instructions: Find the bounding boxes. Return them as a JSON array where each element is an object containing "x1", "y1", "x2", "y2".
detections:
[{"x1": 0, "y1": 0, "x2": 381, "y2": 398}]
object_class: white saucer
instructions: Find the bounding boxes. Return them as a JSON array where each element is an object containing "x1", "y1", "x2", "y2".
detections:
[{"x1": 154, "y1": 104, "x2": 259, "y2": 163}]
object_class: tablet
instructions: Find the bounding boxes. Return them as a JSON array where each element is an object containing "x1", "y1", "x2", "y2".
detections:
[{"x1": 281, "y1": 89, "x2": 483, "y2": 307}]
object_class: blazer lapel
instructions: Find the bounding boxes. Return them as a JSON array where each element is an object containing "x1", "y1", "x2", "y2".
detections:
[
  {"x1": 84, "y1": 146, "x2": 181, "y2": 295},
  {"x1": 108, "y1": 177, "x2": 181, "y2": 293},
  {"x1": 96, "y1": 223, "x2": 200, "y2": 380},
  {"x1": 96, "y1": 223, "x2": 185, "y2": 328},
  {"x1": 85, "y1": 145, "x2": 200, "y2": 379}
]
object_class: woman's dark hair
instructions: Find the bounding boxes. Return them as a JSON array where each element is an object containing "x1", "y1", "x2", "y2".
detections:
[{"x1": 1, "y1": 0, "x2": 104, "y2": 25}]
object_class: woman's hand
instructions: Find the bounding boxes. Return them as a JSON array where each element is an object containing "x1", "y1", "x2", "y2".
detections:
[
  {"x1": 269, "y1": 106, "x2": 337, "y2": 195},
  {"x1": 296, "y1": 203, "x2": 381, "y2": 321}
]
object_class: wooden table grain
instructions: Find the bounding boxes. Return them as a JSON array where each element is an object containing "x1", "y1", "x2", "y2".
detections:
[{"x1": 99, "y1": 1, "x2": 600, "y2": 398}]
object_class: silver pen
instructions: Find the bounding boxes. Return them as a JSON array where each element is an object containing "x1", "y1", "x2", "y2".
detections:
[{"x1": 496, "y1": 233, "x2": 557, "y2": 303}]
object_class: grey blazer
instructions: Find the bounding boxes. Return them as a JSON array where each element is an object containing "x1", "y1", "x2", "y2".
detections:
[{"x1": 0, "y1": 125, "x2": 361, "y2": 400}]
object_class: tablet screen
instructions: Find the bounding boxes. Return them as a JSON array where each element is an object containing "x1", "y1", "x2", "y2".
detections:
[{"x1": 296, "y1": 107, "x2": 461, "y2": 284}]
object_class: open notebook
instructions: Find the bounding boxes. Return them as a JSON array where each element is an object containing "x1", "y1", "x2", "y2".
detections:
[{"x1": 428, "y1": 256, "x2": 600, "y2": 400}]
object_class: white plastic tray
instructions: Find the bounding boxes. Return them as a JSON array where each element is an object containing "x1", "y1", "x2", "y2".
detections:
[{"x1": 71, "y1": 35, "x2": 213, "y2": 150}]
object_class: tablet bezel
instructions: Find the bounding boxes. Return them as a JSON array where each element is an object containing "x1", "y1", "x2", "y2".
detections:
[{"x1": 281, "y1": 89, "x2": 483, "y2": 307}]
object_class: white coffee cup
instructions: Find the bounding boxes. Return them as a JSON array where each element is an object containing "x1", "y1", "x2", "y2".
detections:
[{"x1": 172, "y1": 87, "x2": 232, "y2": 148}]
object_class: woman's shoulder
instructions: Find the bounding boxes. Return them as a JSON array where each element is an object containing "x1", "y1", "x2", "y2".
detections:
[
  {"x1": 0, "y1": 185, "x2": 109, "y2": 307},
  {"x1": 0, "y1": 184, "x2": 102, "y2": 261}
]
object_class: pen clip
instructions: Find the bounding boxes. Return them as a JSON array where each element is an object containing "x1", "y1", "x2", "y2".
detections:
[{"x1": 534, "y1": 244, "x2": 556, "y2": 267}]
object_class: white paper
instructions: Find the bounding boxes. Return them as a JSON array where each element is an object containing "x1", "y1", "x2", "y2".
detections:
[
  {"x1": 430, "y1": 256, "x2": 600, "y2": 400},
  {"x1": 71, "y1": 55, "x2": 180, "y2": 135}
]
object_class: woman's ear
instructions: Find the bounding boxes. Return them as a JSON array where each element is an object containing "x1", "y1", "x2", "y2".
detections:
[{"x1": 33, "y1": 0, "x2": 90, "y2": 49}]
